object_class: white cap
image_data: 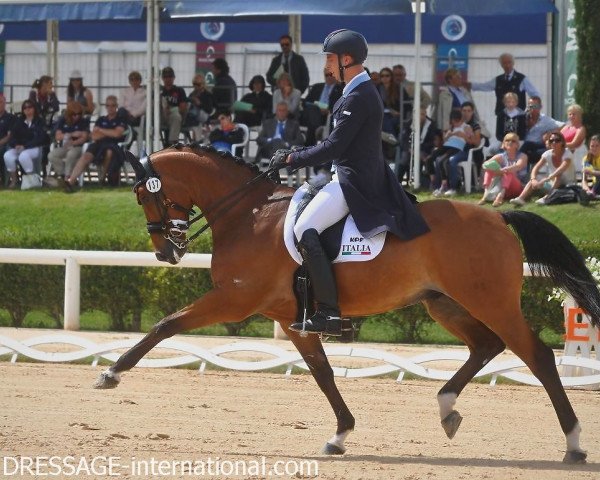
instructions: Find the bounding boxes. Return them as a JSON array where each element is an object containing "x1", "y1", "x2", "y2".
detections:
[{"x1": 69, "y1": 70, "x2": 82, "y2": 79}]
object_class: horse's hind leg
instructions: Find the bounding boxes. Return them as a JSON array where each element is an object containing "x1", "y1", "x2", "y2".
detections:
[
  {"x1": 423, "y1": 294, "x2": 506, "y2": 439},
  {"x1": 286, "y1": 329, "x2": 355, "y2": 455}
]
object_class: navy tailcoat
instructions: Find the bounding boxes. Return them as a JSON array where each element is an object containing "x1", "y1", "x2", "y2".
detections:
[{"x1": 290, "y1": 79, "x2": 430, "y2": 240}]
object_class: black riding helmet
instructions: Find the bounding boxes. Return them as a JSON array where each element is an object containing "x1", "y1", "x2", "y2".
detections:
[{"x1": 322, "y1": 29, "x2": 368, "y2": 83}]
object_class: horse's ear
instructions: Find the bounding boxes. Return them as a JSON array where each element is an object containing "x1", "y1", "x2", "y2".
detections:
[{"x1": 124, "y1": 150, "x2": 147, "y2": 180}]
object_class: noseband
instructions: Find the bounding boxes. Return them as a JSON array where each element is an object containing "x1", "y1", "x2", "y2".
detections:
[{"x1": 134, "y1": 155, "x2": 279, "y2": 250}]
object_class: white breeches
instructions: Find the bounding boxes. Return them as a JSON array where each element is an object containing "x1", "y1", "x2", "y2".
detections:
[
  {"x1": 3, "y1": 147, "x2": 42, "y2": 173},
  {"x1": 294, "y1": 174, "x2": 349, "y2": 242}
]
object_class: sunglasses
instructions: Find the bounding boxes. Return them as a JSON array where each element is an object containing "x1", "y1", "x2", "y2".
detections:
[
  {"x1": 106, "y1": 103, "x2": 117, "y2": 107},
  {"x1": 280, "y1": 43, "x2": 291, "y2": 47},
  {"x1": 193, "y1": 82, "x2": 204, "y2": 86},
  {"x1": 380, "y1": 74, "x2": 391, "y2": 78},
  {"x1": 528, "y1": 104, "x2": 541, "y2": 109},
  {"x1": 548, "y1": 138, "x2": 562, "y2": 144}
]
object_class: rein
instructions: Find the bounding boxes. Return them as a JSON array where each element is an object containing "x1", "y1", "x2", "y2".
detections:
[{"x1": 135, "y1": 155, "x2": 279, "y2": 249}]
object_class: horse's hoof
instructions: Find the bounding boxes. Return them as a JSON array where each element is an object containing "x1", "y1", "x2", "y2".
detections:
[
  {"x1": 441, "y1": 410, "x2": 463, "y2": 439},
  {"x1": 93, "y1": 370, "x2": 121, "y2": 389},
  {"x1": 322, "y1": 442, "x2": 346, "y2": 455},
  {"x1": 563, "y1": 449, "x2": 587, "y2": 464}
]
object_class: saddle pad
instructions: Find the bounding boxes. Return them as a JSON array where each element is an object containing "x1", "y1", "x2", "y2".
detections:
[{"x1": 284, "y1": 183, "x2": 387, "y2": 265}]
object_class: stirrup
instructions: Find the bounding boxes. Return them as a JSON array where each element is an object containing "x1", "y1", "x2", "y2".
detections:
[{"x1": 289, "y1": 312, "x2": 342, "y2": 337}]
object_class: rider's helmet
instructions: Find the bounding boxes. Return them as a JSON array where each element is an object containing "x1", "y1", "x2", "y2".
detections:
[{"x1": 322, "y1": 29, "x2": 368, "y2": 64}]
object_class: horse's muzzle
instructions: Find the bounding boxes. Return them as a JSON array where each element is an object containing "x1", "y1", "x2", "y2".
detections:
[{"x1": 155, "y1": 250, "x2": 181, "y2": 265}]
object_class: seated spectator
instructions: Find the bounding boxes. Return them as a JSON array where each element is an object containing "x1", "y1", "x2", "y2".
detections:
[
  {"x1": 430, "y1": 109, "x2": 473, "y2": 196},
  {"x1": 478, "y1": 133, "x2": 527, "y2": 207},
  {"x1": 560, "y1": 103, "x2": 587, "y2": 152},
  {"x1": 67, "y1": 70, "x2": 94, "y2": 116},
  {"x1": 256, "y1": 102, "x2": 304, "y2": 161},
  {"x1": 47, "y1": 101, "x2": 90, "y2": 186},
  {"x1": 494, "y1": 92, "x2": 526, "y2": 151},
  {"x1": 235, "y1": 75, "x2": 272, "y2": 128},
  {"x1": 160, "y1": 66, "x2": 187, "y2": 147},
  {"x1": 369, "y1": 70, "x2": 381, "y2": 88},
  {"x1": 0, "y1": 94, "x2": 15, "y2": 186},
  {"x1": 510, "y1": 132, "x2": 575, "y2": 206},
  {"x1": 118, "y1": 70, "x2": 146, "y2": 128},
  {"x1": 301, "y1": 69, "x2": 342, "y2": 146},
  {"x1": 208, "y1": 110, "x2": 245, "y2": 157},
  {"x1": 29, "y1": 75, "x2": 60, "y2": 130},
  {"x1": 272, "y1": 72, "x2": 301, "y2": 118},
  {"x1": 186, "y1": 73, "x2": 215, "y2": 141},
  {"x1": 377, "y1": 67, "x2": 400, "y2": 137},
  {"x1": 4, "y1": 100, "x2": 49, "y2": 190},
  {"x1": 212, "y1": 58, "x2": 237, "y2": 113},
  {"x1": 65, "y1": 95, "x2": 126, "y2": 190},
  {"x1": 582, "y1": 134, "x2": 600, "y2": 199},
  {"x1": 435, "y1": 68, "x2": 478, "y2": 132},
  {"x1": 520, "y1": 96, "x2": 563, "y2": 168}
]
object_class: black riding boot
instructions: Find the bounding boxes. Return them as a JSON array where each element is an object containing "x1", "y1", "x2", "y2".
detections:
[{"x1": 289, "y1": 229, "x2": 342, "y2": 336}]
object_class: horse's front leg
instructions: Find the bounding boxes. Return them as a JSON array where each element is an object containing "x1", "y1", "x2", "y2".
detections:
[
  {"x1": 94, "y1": 288, "x2": 252, "y2": 389},
  {"x1": 286, "y1": 329, "x2": 355, "y2": 455}
]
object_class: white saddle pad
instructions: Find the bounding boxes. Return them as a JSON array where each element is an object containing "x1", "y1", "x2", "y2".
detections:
[{"x1": 284, "y1": 183, "x2": 386, "y2": 265}]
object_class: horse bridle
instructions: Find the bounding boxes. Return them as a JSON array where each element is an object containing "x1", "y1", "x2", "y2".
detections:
[{"x1": 133, "y1": 155, "x2": 279, "y2": 250}]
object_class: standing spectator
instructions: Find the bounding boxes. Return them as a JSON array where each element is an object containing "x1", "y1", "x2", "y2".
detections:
[
  {"x1": 392, "y1": 64, "x2": 432, "y2": 122},
  {"x1": 302, "y1": 69, "x2": 343, "y2": 146},
  {"x1": 400, "y1": 107, "x2": 441, "y2": 186},
  {"x1": 118, "y1": 70, "x2": 146, "y2": 128},
  {"x1": 65, "y1": 95, "x2": 126, "y2": 190},
  {"x1": 186, "y1": 73, "x2": 215, "y2": 141},
  {"x1": 435, "y1": 68, "x2": 478, "y2": 132},
  {"x1": 582, "y1": 134, "x2": 600, "y2": 199},
  {"x1": 520, "y1": 96, "x2": 563, "y2": 168},
  {"x1": 47, "y1": 101, "x2": 90, "y2": 186},
  {"x1": 266, "y1": 34, "x2": 310, "y2": 94},
  {"x1": 211, "y1": 58, "x2": 237, "y2": 113},
  {"x1": 256, "y1": 101, "x2": 304, "y2": 160},
  {"x1": 160, "y1": 66, "x2": 187, "y2": 147},
  {"x1": 208, "y1": 110, "x2": 245, "y2": 157},
  {"x1": 0, "y1": 94, "x2": 15, "y2": 186},
  {"x1": 495, "y1": 92, "x2": 526, "y2": 148},
  {"x1": 378, "y1": 67, "x2": 400, "y2": 137},
  {"x1": 560, "y1": 103, "x2": 587, "y2": 153},
  {"x1": 509, "y1": 132, "x2": 575, "y2": 206},
  {"x1": 3, "y1": 100, "x2": 48, "y2": 190},
  {"x1": 66, "y1": 70, "x2": 94, "y2": 116},
  {"x1": 272, "y1": 72, "x2": 301, "y2": 119},
  {"x1": 235, "y1": 74, "x2": 271, "y2": 128},
  {"x1": 467, "y1": 53, "x2": 540, "y2": 135},
  {"x1": 29, "y1": 75, "x2": 60, "y2": 130}
]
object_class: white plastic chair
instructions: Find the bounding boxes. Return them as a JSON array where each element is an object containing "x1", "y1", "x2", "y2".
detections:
[
  {"x1": 231, "y1": 122, "x2": 249, "y2": 157},
  {"x1": 459, "y1": 137, "x2": 486, "y2": 194}
]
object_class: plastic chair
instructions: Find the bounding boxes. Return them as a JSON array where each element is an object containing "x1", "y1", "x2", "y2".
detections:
[
  {"x1": 231, "y1": 123, "x2": 250, "y2": 157},
  {"x1": 459, "y1": 137, "x2": 486, "y2": 194}
]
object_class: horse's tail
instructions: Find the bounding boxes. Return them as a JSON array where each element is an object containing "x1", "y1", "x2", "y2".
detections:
[{"x1": 502, "y1": 210, "x2": 600, "y2": 327}]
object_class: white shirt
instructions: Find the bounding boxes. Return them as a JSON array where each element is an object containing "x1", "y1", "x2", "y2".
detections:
[{"x1": 119, "y1": 86, "x2": 147, "y2": 118}]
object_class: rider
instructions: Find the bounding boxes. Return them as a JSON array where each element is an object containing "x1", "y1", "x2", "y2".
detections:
[{"x1": 284, "y1": 29, "x2": 430, "y2": 335}]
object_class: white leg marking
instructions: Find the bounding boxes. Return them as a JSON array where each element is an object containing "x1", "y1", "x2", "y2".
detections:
[
  {"x1": 438, "y1": 392, "x2": 457, "y2": 420},
  {"x1": 103, "y1": 369, "x2": 121, "y2": 382},
  {"x1": 327, "y1": 430, "x2": 351, "y2": 450},
  {"x1": 566, "y1": 422, "x2": 582, "y2": 451}
]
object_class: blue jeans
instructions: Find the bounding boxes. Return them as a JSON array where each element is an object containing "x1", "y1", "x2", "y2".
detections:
[{"x1": 448, "y1": 150, "x2": 467, "y2": 189}]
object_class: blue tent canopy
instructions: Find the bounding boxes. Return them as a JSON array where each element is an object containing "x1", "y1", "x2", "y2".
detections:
[{"x1": 0, "y1": 2, "x2": 144, "y2": 22}]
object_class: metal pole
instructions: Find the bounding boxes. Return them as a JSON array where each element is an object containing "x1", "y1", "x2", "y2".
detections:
[
  {"x1": 412, "y1": 0, "x2": 423, "y2": 189},
  {"x1": 46, "y1": 20, "x2": 52, "y2": 76},
  {"x1": 145, "y1": 0, "x2": 153, "y2": 152},
  {"x1": 153, "y1": 0, "x2": 161, "y2": 152},
  {"x1": 63, "y1": 257, "x2": 80, "y2": 330}
]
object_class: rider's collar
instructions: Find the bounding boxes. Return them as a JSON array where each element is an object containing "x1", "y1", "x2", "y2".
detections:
[{"x1": 342, "y1": 71, "x2": 370, "y2": 98}]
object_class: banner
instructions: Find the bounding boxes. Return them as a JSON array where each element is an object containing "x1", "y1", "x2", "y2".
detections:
[
  {"x1": 195, "y1": 42, "x2": 225, "y2": 87},
  {"x1": 563, "y1": 0, "x2": 577, "y2": 109},
  {"x1": 435, "y1": 43, "x2": 469, "y2": 86}
]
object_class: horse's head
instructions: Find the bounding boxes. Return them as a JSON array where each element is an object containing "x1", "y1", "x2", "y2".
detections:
[{"x1": 128, "y1": 150, "x2": 195, "y2": 265}]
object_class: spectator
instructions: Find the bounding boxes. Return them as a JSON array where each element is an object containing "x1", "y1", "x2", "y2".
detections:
[
  {"x1": 582, "y1": 134, "x2": 600, "y2": 199},
  {"x1": 65, "y1": 95, "x2": 126, "y2": 190},
  {"x1": 186, "y1": 73, "x2": 215, "y2": 141},
  {"x1": 211, "y1": 58, "x2": 237, "y2": 113},
  {"x1": 47, "y1": 101, "x2": 90, "y2": 186},
  {"x1": 272, "y1": 72, "x2": 301, "y2": 118},
  {"x1": 431, "y1": 109, "x2": 473, "y2": 196},
  {"x1": 160, "y1": 66, "x2": 187, "y2": 147},
  {"x1": 494, "y1": 92, "x2": 526, "y2": 149},
  {"x1": 28, "y1": 75, "x2": 60, "y2": 130},
  {"x1": 478, "y1": 133, "x2": 527, "y2": 207},
  {"x1": 509, "y1": 132, "x2": 575, "y2": 206},
  {"x1": 208, "y1": 110, "x2": 245, "y2": 157},
  {"x1": 3, "y1": 100, "x2": 49, "y2": 190},
  {"x1": 256, "y1": 101, "x2": 304, "y2": 161},
  {"x1": 560, "y1": 103, "x2": 587, "y2": 152},
  {"x1": 234, "y1": 74, "x2": 272, "y2": 128},
  {"x1": 392, "y1": 64, "x2": 432, "y2": 122},
  {"x1": 435, "y1": 68, "x2": 478, "y2": 132},
  {"x1": 118, "y1": 70, "x2": 146, "y2": 128},
  {"x1": 400, "y1": 107, "x2": 441, "y2": 186},
  {"x1": 378, "y1": 67, "x2": 400, "y2": 137},
  {"x1": 0, "y1": 94, "x2": 15, "y2": 186},
  {"x1": 66, "y1": 70, "x2": 94, "y2": 116},
  {"x1": 520, "y1": 96, "x2": 563, "y2": 168},
  {"x1": 301, "y1": 69, "x2": 343, "y2": 146},
  {"x1": 369, "y1": 70, "x2": 381, "y2": 87},
  {"x1": 266, "y1": 34, "x2": 310, "y2": 94},
  {"x1": 467, "y1": 53, "x2": 540, "y2": 135}
]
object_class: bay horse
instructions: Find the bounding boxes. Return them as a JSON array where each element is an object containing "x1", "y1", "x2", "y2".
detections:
[{"x1": 94, "y1": 144, "x2": 600, "y2": 464}]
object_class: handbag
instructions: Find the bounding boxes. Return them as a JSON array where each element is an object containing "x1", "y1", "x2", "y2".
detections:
[{"x1": 21, "y1": 173, "x2": 42, "y2": 190}]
